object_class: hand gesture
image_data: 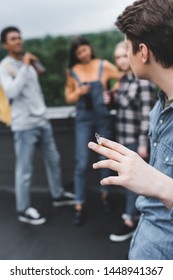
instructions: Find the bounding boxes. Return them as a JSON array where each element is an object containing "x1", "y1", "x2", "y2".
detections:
[{"x1": 23, "y1": 52, "x2": 38, "y2": 65}]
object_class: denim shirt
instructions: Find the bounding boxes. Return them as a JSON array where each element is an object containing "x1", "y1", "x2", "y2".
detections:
[{"x1": 129, "y1": 91, "x2": 173, "y2": 260}]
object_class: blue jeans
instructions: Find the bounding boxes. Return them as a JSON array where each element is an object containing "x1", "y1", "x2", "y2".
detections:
[
  {"x1": 122, "y1": 143, "x2": 139, "y2": 220},
  {"x1": 14, "y1": 122, "x2": 64, "y2": 212},
  {"x1": 74, "y1": 112, "x2": 111, "y2": 204}
]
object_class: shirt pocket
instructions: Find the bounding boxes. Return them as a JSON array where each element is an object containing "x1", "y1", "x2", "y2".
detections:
[
  {"x1": 160, "y1": 141, "x2": 173, "y2": 166},
  {"x1": 153, "y1": 141, "x2": 173, "y2": 177}
]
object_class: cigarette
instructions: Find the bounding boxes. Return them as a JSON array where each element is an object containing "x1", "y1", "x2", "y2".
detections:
[{"x1": 95, "y1": 133, "x2": 102, "y2": 145}]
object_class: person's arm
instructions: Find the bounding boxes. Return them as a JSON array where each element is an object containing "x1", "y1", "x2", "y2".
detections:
[
  {"x1": 65, "y1": 71, "x2": 89, "y2": 104},
  {"x1": 88, "y1": 137, "x2": 173, "y2": 209},
  {"x1": 0, "y1": 53, "x2": 38, "y2": 100},
  {"x1": 103, "y1": 60, "x2": 122, "y2": 80},
  {"x1": 0, "y1": 64, "x2": 29, "y2": 100},
  {"x1": 102, "y1": 61, "x2": 122, "y2": 105}
]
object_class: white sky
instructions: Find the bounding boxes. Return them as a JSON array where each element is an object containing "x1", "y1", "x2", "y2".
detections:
[{"x1": 0, "y1": 0, "x2": 135, "y2": 39}]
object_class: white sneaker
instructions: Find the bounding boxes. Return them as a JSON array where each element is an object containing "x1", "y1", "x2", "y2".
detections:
[
  {"x1": 18, "y1": 207, "x2": 46, "y2": 225},
  {"x1": 109, "y1": 222, "x2": 136, "y2": 242}
]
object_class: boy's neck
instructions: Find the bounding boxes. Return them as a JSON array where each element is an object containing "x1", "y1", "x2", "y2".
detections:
[
  {"x1": 8, "y1": 52, "x2": 22, "y2": 61},
  {"x1": 150, "y1": 67, "x2": 173, "y2": 100}
]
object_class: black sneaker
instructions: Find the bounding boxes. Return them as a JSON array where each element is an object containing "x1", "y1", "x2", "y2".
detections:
[
  {"x1": 73, "y1": 209, "x2": 84, "y2": 226},
  {"x1": 52, "y1": 192, "x2": 76, "y2": 206},
  {"x1": 109, "y1": 222, "x2": 137, "y2": 242},
  {"x1": 18, "y1": 207, "x2": 46, "y2": 225}
]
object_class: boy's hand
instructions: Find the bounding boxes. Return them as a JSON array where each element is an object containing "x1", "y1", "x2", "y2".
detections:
[{"x1": 23, "y1": 52, "x2": 38, "y2": 65}]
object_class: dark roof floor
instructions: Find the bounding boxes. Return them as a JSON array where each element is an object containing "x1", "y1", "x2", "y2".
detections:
[
  {"x1": 0, "y1": 118, "x2": 130, "y2": 260},
  {"x1": 0, "y1": 188, "x2": 130, "y2": 260}
]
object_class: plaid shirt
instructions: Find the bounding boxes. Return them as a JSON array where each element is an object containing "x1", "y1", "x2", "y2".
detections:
[{"x1": 114, "y1": 74, "x2": 156, "y2": 147}]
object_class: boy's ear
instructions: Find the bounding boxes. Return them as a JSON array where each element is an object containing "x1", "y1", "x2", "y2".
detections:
[
  {"x1": 2, "y1": 43, "x2": 8, "y2": 51},
  {"x1": 139, "y1": 43, "x2": 150, "y2": 64}
]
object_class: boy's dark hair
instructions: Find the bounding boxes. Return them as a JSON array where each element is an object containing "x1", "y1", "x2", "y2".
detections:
[
  {"x1": 1, "y1": 26, "x2": 20, "y2": 44},
  {"x1": 115, "y1": 0, "x2": 173, "y2": 68},
  {"x1": 68, "y1": 36, "x2": 96, "y2": 68}
]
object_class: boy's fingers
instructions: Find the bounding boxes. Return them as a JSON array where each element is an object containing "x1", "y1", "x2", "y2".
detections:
[
  {"x1": 88, "y1": 141, "x2": 123, "y2": 163},
  {"x1": 99, "y1": 137, "x2": 131, "y2": 156},
  {"x1": 93, "y1": 159, "x2": 120, "y2": 172},
  {"x1": 100, "y1": 176, "x2": 122, "y2": 186}
]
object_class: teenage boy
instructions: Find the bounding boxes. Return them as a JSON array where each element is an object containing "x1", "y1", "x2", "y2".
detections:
[
  {"x1": 0, "y1": 26, "x2": 75, "y2": 225},
  {"x1": 89, "y1": 0, "x2": 173, "y2": 259}
]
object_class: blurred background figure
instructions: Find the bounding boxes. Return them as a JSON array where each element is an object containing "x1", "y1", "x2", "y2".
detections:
[
  {"x1": 0, "y1": 26, "x2": 75, "y2": 225},
  {"x1": 104, "y1": 41, "x2": 157, "y2": 242},
  {"x1": 65, "y1": 36, "x2": 122, "y2": 225}
]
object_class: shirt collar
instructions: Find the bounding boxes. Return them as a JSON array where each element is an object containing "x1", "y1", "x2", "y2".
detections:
[{"x1": 159, "y1": 90, "x2": 173, "y2": 109}]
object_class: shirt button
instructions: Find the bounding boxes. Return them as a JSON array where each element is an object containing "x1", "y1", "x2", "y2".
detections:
[
  {"x1": 160, "y1": 119, "x2": 163, "y2": 124},
  {"x1": 165, "y1": 157, "x2": 169, "y2": 162},
  {"x1": 153, "y1": 142, "x2": 157, "y2": 147}
]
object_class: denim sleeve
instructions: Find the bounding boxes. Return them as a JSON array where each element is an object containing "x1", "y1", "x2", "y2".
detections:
[{"x1": 170, "y1": 205, "x2": 173, "y2": 223}]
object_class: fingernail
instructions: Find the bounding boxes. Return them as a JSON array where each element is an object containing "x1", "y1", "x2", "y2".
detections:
[{"x1": 88, "y1": 142, "x2": 94, "y2": 147}]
